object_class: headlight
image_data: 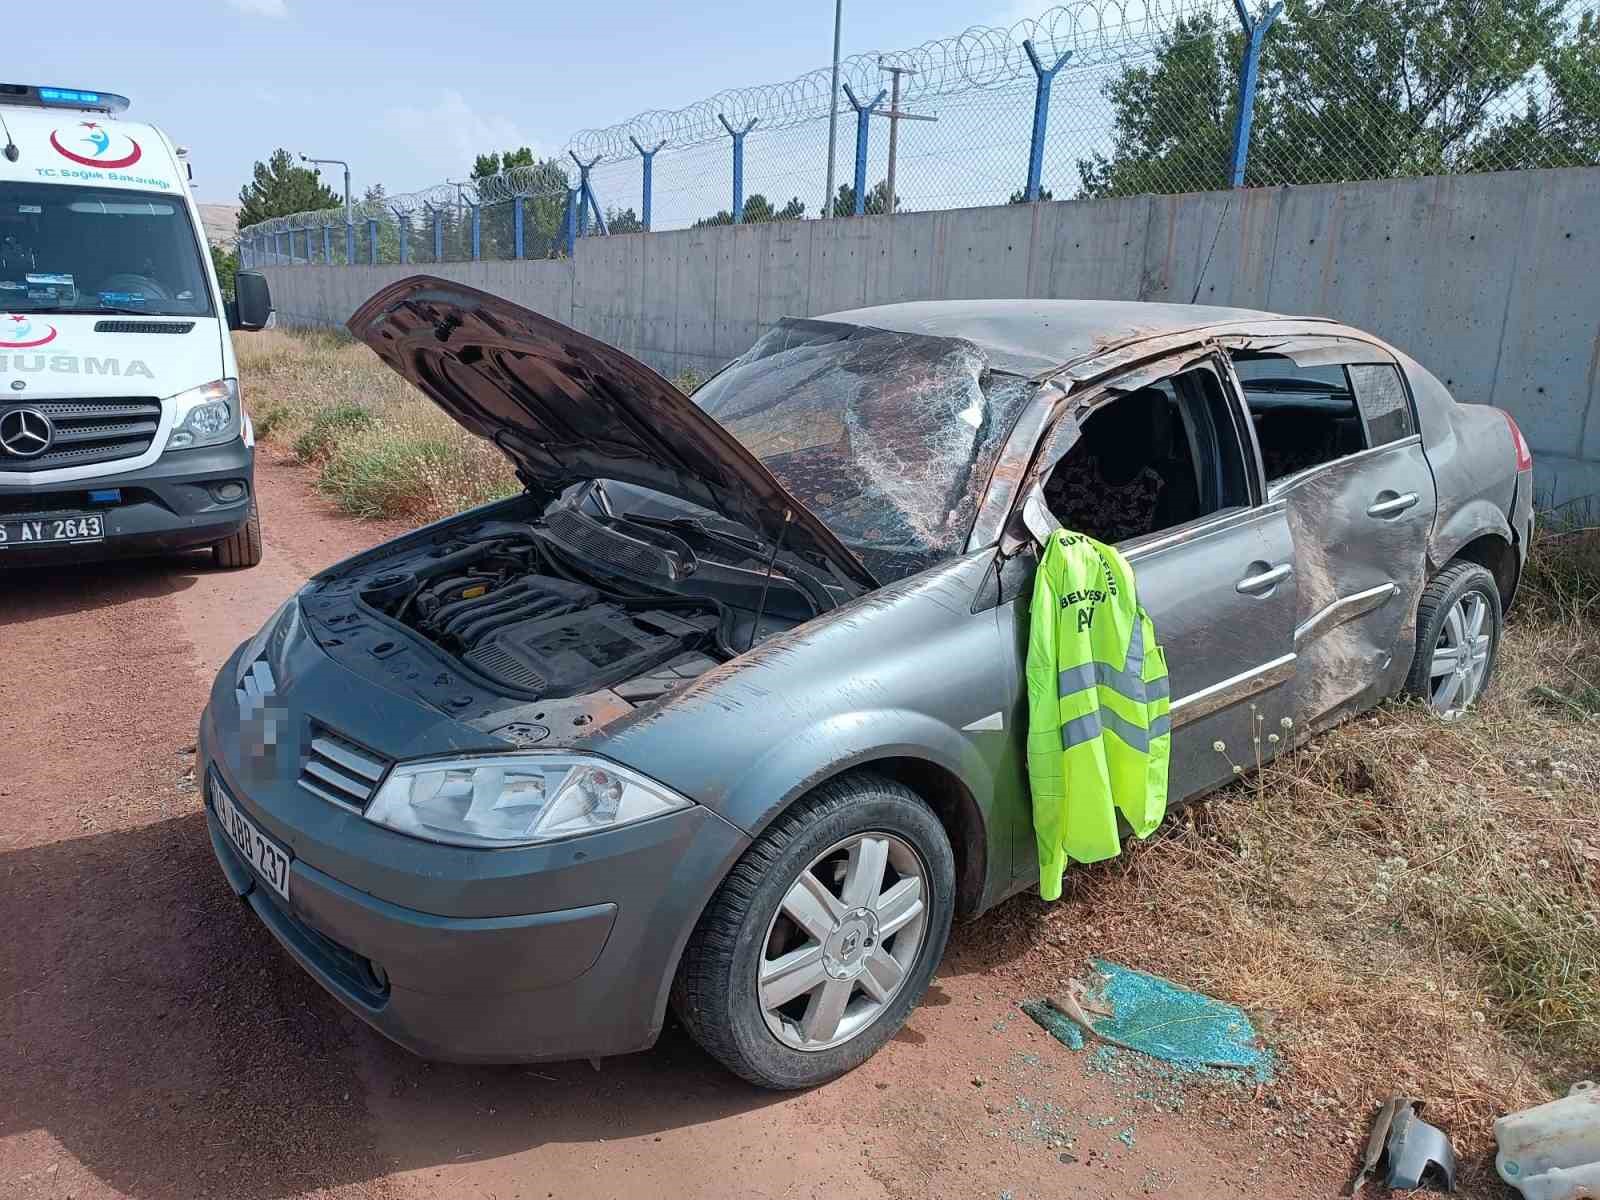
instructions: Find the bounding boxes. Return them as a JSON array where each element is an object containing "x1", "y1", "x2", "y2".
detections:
[
  {"x1": 165, "y1": 378, "x2": 241, "y2": 451},
  {"x1": 364, "y1": 755, "x2": 692, "y2": 847}
]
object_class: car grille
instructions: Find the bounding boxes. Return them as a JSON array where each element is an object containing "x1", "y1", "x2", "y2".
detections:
[
  {"x1": 0, "y1": 398, "x2": 162, "y2": 473},
  {"x1": 297, "y1": 723, "x2": 388, "y2": 811}
]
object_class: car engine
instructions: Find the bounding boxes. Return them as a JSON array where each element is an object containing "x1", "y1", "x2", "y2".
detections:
[{"x1": 347, "y1": 522, "x2": 731, "y2": 702}]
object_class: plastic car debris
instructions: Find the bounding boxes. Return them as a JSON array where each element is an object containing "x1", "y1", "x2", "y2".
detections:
[
  {"x1": 1025, "y1": 962, "x2": 1272, "y2": 1076},
  {"x1": 1347, "y1": 1097, "x2": 1456, "y2": 1195},
  {"x1": 1495, "y1": 1080, "x2": 1600, "y2": 1200}
]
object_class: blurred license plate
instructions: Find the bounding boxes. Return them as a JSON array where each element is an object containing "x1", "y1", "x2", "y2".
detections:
[
  {"x1": 212, "y1": 776, "x2": 291, "y2": 901},
  {"x1": 0, "y1": 514, "x2": 104, "y2": 547}
]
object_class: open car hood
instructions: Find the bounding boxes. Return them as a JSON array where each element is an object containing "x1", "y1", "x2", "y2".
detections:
[{"x1": 348, "y1": 277, "x2": 877, "y2": 593}]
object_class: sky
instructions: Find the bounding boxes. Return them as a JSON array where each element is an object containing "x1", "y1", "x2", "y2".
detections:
[{"x1": 15, "y1": 0, "x2": 1048, "y2": 205}]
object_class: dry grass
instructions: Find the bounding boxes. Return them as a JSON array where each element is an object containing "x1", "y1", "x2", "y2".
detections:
[
  {"x1": 235, "y1": 328, "x2": 517, "y2": 522},
  {"x1": 981, "y1": 527, "x2": 1599, "y2": 1185}
]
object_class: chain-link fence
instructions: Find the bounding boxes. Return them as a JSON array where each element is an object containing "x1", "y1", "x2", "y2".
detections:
[{"x1": 240, "y1": 0, "x2": 1600, "y2": 267}]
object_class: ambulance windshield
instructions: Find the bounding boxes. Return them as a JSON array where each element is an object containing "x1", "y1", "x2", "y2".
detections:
[{"x1": 0, "y1": 181, "x2": 213, "y2": 317}]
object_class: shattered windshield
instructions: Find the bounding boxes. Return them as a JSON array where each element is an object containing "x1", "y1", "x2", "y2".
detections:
[{"x1": 693, "y1": 319, "x2": 1035, "y2": 578}]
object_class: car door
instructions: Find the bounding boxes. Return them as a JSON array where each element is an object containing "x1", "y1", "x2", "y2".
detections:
[
  {"x1": 1228, "y1": 342, "x2": 1437, "y2": 729},
  {"x1": 999, "y1": 351, "x2": 1301, "y2": 882}
]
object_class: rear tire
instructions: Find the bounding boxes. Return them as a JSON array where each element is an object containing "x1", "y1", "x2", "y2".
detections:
[
  {"x1": 213, "y1": 498, "x2": 262, "y2": 569},
  {"x1": 1404, "y1": 560, "x2": 1501, "y2": 718},
  {"x1": 673, "y1": 773, "x2": 955, "y2": 1090}
]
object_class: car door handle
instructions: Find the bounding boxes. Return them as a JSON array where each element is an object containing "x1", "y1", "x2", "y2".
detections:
[
  {"x1": 1367, "y1": 491, "x2": 1420, "y2": 518},
  {"x1": 1236, "y1": 563, "x2": 1293, "y2": 595}
]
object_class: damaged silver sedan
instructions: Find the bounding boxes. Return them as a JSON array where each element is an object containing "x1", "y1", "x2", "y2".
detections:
[{"x1": 202, "y1": 280, "x2": 1534, "y2": 1089}]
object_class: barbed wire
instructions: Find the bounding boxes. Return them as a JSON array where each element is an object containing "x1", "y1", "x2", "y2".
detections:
[
  {"x1": 239, "y1": 0, "x2": 1224, "y2": 239},
  {"x1": 564, "y1": 0, "x2": 1225, "y2": 162}
]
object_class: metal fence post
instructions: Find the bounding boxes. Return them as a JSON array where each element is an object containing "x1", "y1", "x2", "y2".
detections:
[
  {"x1": 563, "y1": 188, "x2": 578, "y2": 256},
  {"x1": 470, "y1": 204, "x2": 481, "y2": 260},
  {"x1": 431, "y1": 207, "x2": 443, "y2": 260},
  {"x1": 273, "y1": 231, "x2": 283, "y2": 264},
  {"x1": 513, "y1": 196, "x2": 525, "y2": 258},
  {"x1": 843, "y1": 84, "x2": 887, "y2": 216},
  {"x1": 1229, "y1": 0, "x2": 1283, "y2": 188},
  {"x1": 397, "y1": 213, "x2": 410, "y2": 264},
  {"x1": 717, "y1": 114, "x2": 758, "y2": 223},
  {"x1": 322, "y1": 225, "x2": 332, "y2": 264},
  {"x1": 367, "y1": 218, "x2": 378, "y2": 265},
  {"x1": 344, "y1": 222, "x2": 354, "y2": 266},
  {"x1": 1023, "y1": 40, "x2": 1072, "y2": 202},
  {"x1": 568, "y1": 152, "x2": 608, "y2": 238},
  {"x1": 630, "y1": 135, "x2": 666, "y2": 231}
]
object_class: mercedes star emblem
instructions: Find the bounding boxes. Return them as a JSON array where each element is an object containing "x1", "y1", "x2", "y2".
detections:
[{"x1": 0, "y1": 407, "x2": 54, "y2": 458}]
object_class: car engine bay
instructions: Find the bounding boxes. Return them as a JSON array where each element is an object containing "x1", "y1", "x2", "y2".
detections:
[{"x1": 298, "y1": 494, "x2": 825, "y2": 740}]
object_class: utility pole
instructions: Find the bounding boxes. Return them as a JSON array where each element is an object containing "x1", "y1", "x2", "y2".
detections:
[
  {"x1": 878, "y1": 60, "x2": 914, "y2": 216},
  {"x1": 872, "y1": 62, "x2": 935, "y2": 214},
  {"x1": 823, "y1": 0, "x2": 843, "y2": 218}
]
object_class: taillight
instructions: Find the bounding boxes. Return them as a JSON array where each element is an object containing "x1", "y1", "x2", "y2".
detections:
[{"x1": 1504, "y1": 411, "x2": 1532, "y2": 472}]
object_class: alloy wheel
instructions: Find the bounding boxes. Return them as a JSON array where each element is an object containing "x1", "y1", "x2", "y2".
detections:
[
  {"x1": 1428, "y1": 590, "x2": 1492, "y2": 716},
  {"x1": 758, "y1": 832, "x2": 929, "y2": 1052}
]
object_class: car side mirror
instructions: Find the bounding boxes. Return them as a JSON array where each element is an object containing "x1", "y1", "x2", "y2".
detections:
[
  {"x1": 232, "y1": 271, "x2": 272, "y2": 331},
  {"x1": 1001, "y1": 484, "x2": 1060, "y2": 557}
]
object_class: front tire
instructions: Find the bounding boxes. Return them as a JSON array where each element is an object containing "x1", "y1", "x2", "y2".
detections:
[
  {"x1": 213, "y1": 498, "x2": 262, "y2": 569},
  {"x1": 673, "y1": 773, "x2": 955, "y2": 1089},
  {"x1": 1404, "y1": 560, "x2": 1502, "y2": 718}
]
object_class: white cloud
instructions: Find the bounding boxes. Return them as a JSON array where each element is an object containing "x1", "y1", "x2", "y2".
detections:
[
  {"x1": 379, "y1": 90, "x2": 540, "y2": 184},
  {"x1": 226, "y1": 0, "x2": 288, "y2": 16}
]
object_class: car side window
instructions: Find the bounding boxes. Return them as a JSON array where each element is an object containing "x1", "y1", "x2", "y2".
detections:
[
  {"x1": 1041, "y1": 363, "x2": 1250, "y2": 546},
  {"x1": 1231, "y1": 353, "x2": 1370, "y2": 482},
  {"x1": 1347, "y1": 363, "x2": 1416, "y2": 446}
]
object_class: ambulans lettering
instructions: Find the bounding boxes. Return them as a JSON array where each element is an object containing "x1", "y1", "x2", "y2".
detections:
[{"x1": 0, "y1": 353, "x2": 153, "y2": 379}]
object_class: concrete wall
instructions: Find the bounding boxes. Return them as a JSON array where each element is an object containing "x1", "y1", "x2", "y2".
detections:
[{"x1": 262, "y1": 167, "x2": 1600, "y2": 503}]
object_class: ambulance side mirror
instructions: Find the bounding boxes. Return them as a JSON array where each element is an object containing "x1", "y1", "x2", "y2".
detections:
[{"x1": 232, "y1": 272, "x2": 273, "y2": 331}]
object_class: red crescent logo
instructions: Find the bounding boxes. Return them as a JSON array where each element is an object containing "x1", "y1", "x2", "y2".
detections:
[
  {"x1": 49, "y1": 130, "x2": 142, "y2": 169},
  {"x1": 0, "y1": 317, "x2": 57, "y2": 348}
]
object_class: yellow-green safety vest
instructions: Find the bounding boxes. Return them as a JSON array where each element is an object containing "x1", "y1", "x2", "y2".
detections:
[{"x1": 1025, "y1": 529, "x2": 1171, "y2": 900}]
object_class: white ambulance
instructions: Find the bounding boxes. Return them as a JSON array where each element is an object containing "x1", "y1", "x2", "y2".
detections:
[{"x1": 0, "y1": 83, "x2": 272, "y2": 569}]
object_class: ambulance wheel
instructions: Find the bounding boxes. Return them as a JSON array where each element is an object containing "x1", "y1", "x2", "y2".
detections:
[
  {"x1": 673, "y1": 773, "x2": 954, "y2": 1089},
  {"x1": 213, "y1": 498, "x2": 262, "y2": 569}
]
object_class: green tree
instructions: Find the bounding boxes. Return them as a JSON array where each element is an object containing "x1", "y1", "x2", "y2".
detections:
[
  {"x1": 1078, "y1": 0, "x2": 1584, "y2": 198},
  {"x1": 828, "y1": 180, "x2": 899, "y2": 217},
  {"x1": 237, "y1": 148, "x2": 341, "y2": 228},
  {"x1": 606, "y1": 206, "x2": 644, "y2": 233},
  {"x1": 209, "y1": 244, "x2": 238, "y2": 299},
  {"x1": 693, "y1": 193, "x2": 806, "y2": 227},
  {"x1": 472, "y1": 147, "x2": 537, "y2": 180},
  {"x1": 1008, "y1": 187, "x2": 1054, "y2": 203}
]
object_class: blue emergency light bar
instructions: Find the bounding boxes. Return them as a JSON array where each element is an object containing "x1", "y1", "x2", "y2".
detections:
[{"x1": 0, "y1": 84, "x2": 130, "y2": 114}]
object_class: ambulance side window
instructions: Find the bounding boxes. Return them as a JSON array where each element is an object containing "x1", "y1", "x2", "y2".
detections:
[{"x1": 1042, "y1": 365, "x2": 1250, "y2": 546}]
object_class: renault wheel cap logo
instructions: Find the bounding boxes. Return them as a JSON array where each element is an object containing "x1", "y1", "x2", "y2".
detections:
[
  {"x1": 0, "y1": 314, "x2": 57, "y2": 348},
  {"x1": 0, "y1": 408, "x2": 54, "y2": 458},
  {"x1": 49, "y1": 120, "x2": 142, "y2": 169}
]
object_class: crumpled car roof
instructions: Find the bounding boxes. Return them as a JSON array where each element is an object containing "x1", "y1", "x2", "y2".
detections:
[{"x1": 817, "y1": 298, "x2": 1306, "y2": 376}]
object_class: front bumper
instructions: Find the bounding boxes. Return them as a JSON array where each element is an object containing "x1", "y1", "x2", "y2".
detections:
[
  {"x1": 197, "y1": 654, "x2": 749, "y2": 1064},
  {"x1": 0, "y1": 438, "x2": 253, "y2": 567}
]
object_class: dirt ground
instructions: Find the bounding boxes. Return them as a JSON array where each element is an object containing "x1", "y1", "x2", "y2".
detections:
[{"x1": 5, "y1": 452, "x2": 1422, "y2": 1200}]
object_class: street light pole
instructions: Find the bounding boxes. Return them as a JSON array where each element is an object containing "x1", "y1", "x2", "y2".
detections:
[
  {"x1": 300, "y1": 153, "x2": 352, "y2": 226},
  {"x1": 823, "y1": 0, "x2": 843, "y2": 218}
]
